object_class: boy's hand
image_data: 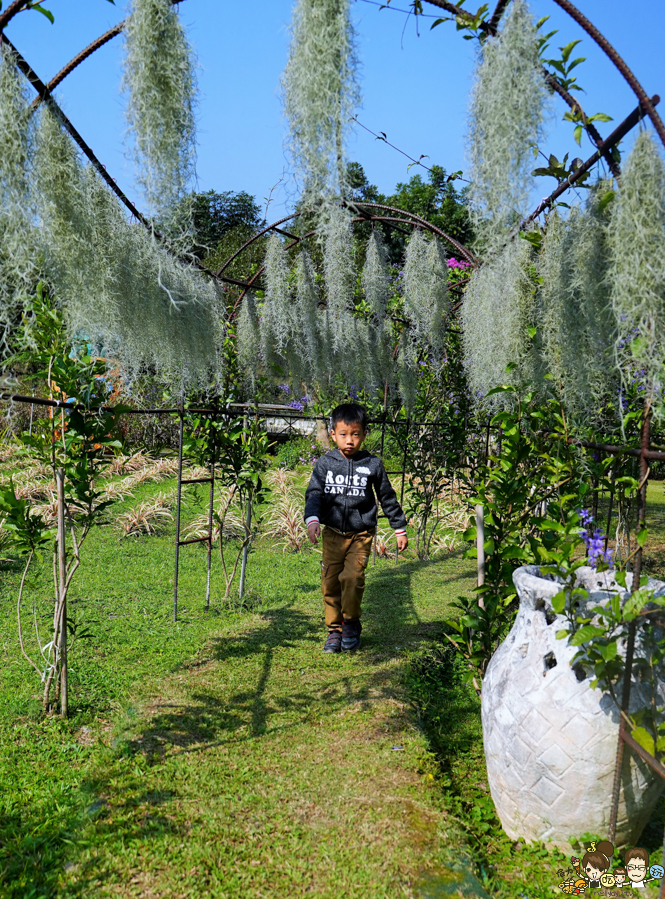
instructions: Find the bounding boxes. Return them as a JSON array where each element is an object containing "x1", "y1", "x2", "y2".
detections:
[
  {"x1": 396, "y1": 533, "x2": 408, "y2": 553},
  {"x1": 307, "y1": 521, "x2": 321, "y2": 543}
]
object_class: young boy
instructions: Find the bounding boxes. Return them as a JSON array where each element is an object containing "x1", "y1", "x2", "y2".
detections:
[{"x1": 304, "y1": 403, "x2": 408, "y2": 653}]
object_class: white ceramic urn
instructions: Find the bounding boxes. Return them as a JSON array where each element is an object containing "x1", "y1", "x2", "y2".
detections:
[{"x1": 481, "y1": 565, "x2": 665, "y2": 848}]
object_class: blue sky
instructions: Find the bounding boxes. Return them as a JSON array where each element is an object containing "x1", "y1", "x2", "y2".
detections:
[{"x1": 6, "y1": 0, "x2": 665, "y2": 222}]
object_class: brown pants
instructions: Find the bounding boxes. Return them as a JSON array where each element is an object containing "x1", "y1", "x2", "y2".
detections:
[{"x1": 321, "y1": 527, "x2": 374, "y2": 631}]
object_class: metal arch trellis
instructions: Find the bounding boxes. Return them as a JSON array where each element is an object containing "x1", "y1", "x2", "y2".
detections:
[
  {"x1": 1, "y1": 0, "x2": 665, "y2": 864},
  {"x1": 1, "y1": 0, "x2": 663, "y2": 244}
]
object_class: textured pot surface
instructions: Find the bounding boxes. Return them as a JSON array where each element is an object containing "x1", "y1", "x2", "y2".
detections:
[{"x1": 482, "y1": 565, "x2": 665, "y2": 848}]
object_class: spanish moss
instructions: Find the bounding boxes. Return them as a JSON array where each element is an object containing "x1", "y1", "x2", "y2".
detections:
[
  {"x1": 281, "y1": 0, "x2": 360, "y2": 204},
  {"x1": 323, "y1": 205, "x2": 356, "y2": 354},
  {"x1": 461, "y1": 236, "x2": 538, "y2": 404},
  {"x1": 403, "y1": 231, "x2": 450, "y2": 363},
  {"x1": 294, "y1": 250, "x2": 323, "y2": 378},
  {"x1": 0, "y1": 46, "x2": 39, "y2": 359},
  {"x1": 609, "y1": 130, "x2": 665, "y2": 413},
  {"x1": 467, "y1": 0, "x2": 549, "y2": 250},
  {"x1": 236, "y1": 292, "x2": 261, "y2": 388},
  {"x1": 262, "y1": 233, "x2": 293, "y2": 353},
  {"x1": 362, "y1": 230, "x2": 389, "y2": 320},
  {"x1": 35, "y1": 107, "x2": 220, "y2": 387},
  {"x1": 123, "y1": 0, "x2": 197, "y2": 221}
]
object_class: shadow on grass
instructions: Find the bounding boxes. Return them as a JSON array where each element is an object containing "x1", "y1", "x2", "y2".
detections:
[{"x1": 2, "y1": 551, "x2": 476, "y2": 896}]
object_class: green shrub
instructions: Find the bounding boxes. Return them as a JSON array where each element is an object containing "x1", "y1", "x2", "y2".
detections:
[{"x1": 274, "y1": 436, "x2": 326, "y2": 470}]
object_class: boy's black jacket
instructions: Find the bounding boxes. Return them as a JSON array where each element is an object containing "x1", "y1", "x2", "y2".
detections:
[{"x1": 304, "y1": 448, "x2": 407, "y2": 533}]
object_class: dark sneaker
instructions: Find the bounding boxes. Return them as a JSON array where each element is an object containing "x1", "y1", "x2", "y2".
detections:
[
  {"x1": 341, "y1": 619, "x2": 362, "y2": 652},
  {"x1": 323, "y1": 630, "x2": 342, "y2": 653}
]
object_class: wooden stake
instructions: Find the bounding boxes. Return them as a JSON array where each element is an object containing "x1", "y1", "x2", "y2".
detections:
[{"x1": 476, "y1": 504, "x2": 485, "y2": 589}]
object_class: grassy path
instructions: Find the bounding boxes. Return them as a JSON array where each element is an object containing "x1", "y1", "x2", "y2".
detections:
[
  {"x1": 66, "y1": 554, "x2": 482, "y2": 898},
  {"x1": 2, "y1": 524, "x2": 489, "y2": 898}
]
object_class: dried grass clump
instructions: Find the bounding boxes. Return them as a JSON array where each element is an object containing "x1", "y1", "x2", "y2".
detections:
[
  {"x1": 265, "y1": 468, "x2": 308, "y2": 551},
  {"x1": 14, "y1": 478, "x2": 52, "y2": 502},
  {"x1": 33, "y1": 490, "x2": 58, "y2": 527},
  {"x1": 265, "y1": 498, "x2": 308, "y2": 552},
  {"x1": 101, "y1": 479, "x2": 137, "y2": 503},
  {"x1": 122, "y1": 0, "x2": 197, "y2": 219},
  {"x1": 35, "y1": 107, "x2": 221, "y2": 387},
  {"x1": 282, "y1": 0, "x2": 360, "y2": 203},
  {"x1": 0, "y1": 46, "x2": 39, "y2": 358},
  {"x1": 467, "y1": 0, "x2": 549, "y2": 249},
  {"x1": 104, "y1": 451, "x2": 151, "y2": 478},
  {"x1": 265, "y1": 466, "x2": 303, "y2": 501},
  {"x1": 115, "y1": 494, "x2": 174, "y2": 537},
  {"x1": 125, "y1": 458, "x2": 178, "y2": 487},
  {"x1": 609, "y1": 130, "x2": 665, "y2": 409},
  {"x1": 183, "y1": 487, "x2": 245, "y2": 542},
  {"x1": 462, "y1": 237, "x2": 537, "y2": 403}
]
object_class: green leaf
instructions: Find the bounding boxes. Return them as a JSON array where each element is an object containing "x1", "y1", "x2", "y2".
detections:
[
  {"x1": 600, "y1": 641, "x2": 618, "y2": 662},
  {"x1": 588, "y1": 112, "x2": 613, "y2": 122},
  {"x1": 519, "y1": 230, "x2": 543, "y2": 250},
  {"x1": 551, "y1": 592, "x2": 566, "y2": 614},
  {"x1": 573, "y1": 124, "x2": 583, "y2": 146},
  {"x1": 28, "y1": 2, "x2": 54, "y2": 22},
  {"x1": 560, "y1": 39, "x2": 582, "y2": 63},
  {"x1": 569, "y1": 625, "x2": 605, "y2": 646},
  {"x1": 598, "y1": 189, "x2": 615, "y2": 212},
  {"x1": 556, "y1": 629, "x2": 569, "y2": 640},
  {"x1": 631, "y1": 726, "x2": 655, "y2": 757},
  {"x1": 636, "y1": 525, "x2": 648, "y2": 548}
]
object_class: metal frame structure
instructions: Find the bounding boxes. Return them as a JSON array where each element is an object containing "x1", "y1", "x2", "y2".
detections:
[{"x1": 2, "y1": 0, "x2": 665, "y2": 866}]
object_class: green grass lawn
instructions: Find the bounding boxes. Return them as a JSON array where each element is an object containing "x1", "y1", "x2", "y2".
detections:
[
  {"x1": 0, "y1": 468, "x2": 488, "y2": 899},
  {"x1": 1, "y1": 467, "x2": 664, "y2": 898}
]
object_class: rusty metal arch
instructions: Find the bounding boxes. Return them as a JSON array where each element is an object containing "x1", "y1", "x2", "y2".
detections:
[
  {"x1": 1, "y1": 0, "x2": 663, "y2": 274},
  {"x1": 214, "y1": 200, "x2": 479, "y2": 322}
]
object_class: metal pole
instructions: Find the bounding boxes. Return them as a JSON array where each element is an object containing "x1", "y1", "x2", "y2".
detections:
[
  {"x1": 205, "y1": 424, "x2": 215, "y2": 611},
  {"x1": 173, "y1": 403, "x2": 184, "y2": 623},
  {"x1": 605, "y1": 461, "x2": 617, "y2": 554},
  {"x1": 375, "y1": 389, "x2": 388, "y2": 567},
  {"x1": 397, "y1": 418, "x2": 409, "y2": 563},
  {"x1": 56, "y1": 468, "x2": 68, "y2": 717},
  {"x1": 609, "y1": 400, "x2": 651, "y2": 843},
  {"x1": 238, "y1": 411, "x2": 253, "y2": 599},
  {"x1": 476, "y1": 504, "x2": 485, "y2": 588},
  {"x1": 238, "y1": 496, "x2": 252, "y2": 599}
]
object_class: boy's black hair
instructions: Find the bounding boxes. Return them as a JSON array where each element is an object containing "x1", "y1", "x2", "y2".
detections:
[{"x1": 330, "y1": 403, "x2": 368, "y2": 432}]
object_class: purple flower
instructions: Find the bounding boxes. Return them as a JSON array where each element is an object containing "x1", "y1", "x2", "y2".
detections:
[
  {"x1": 578, "y1": 509, "x2": 612, "y2": 569},
  {"x1": 278, "y1": 383, "x2": 290, "y2": 395}
]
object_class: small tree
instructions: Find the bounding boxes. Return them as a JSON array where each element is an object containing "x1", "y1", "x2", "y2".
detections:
[{"x1": 1, "y1": 285, "x2": 125, "y2": 714}]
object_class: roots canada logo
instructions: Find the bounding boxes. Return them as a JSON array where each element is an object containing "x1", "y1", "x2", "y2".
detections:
[{"x1": 557, "y1": 840, "x2": 664, "y2": 894}]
